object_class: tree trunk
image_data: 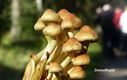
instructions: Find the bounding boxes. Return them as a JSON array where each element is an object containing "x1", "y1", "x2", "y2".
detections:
[
  {"x1": 10, "y1": 0, "x2": 21, "y2": 42},
  {"x1": 35, "y1": 0, "x2": 43, "y2": 12}
]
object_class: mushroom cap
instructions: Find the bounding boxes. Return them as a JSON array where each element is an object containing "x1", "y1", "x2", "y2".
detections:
[
  {"x1": 58, "y1": 9, "x2": 70, "y2": 19},
  {"x1": 48, "y1": 62, "x2": 63, "y2": 73},
  {"x1": 40, "y1": 9, "x2": 61, "y2": 23},
  {"x1": 61, "y1": 19, "x2": 74, "y2": 29},
  {"x1": 68, "y1": 66, "x2": 85, "y2": 79},
  {"x1": 61, "y1": 13, "x2": 82, "y2": 30},
  {"x1": 34, "y1": 19, "x2": 46, "y2": 31},
  {"x1": 72, "y1": 54, "x2": 90, "y2": 65},
  {"x1": 74, "y1": 25, "x2": 98, "y2": 42},
  {"x1": 66, "y1": 13, "x2": 82, "y2": 29},
  {"x1": 62, "y1": 38, "x2": 82, "y2": 53},
  {"x1": 43, "y1": 23, "x2": 62, "y2": 37}
]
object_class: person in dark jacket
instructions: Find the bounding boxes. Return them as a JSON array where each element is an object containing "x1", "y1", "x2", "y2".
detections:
[{"x1": 95, "y1": 4, "x2": 117, "y2": 59}]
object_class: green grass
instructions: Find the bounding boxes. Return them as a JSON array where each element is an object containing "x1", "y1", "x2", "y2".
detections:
[
  {"x1": 83, "y1": 42, "x2": 102, "y2": 80},
  {"x1": 0, "y1": 46, "x2": 31, "y2": 70}
]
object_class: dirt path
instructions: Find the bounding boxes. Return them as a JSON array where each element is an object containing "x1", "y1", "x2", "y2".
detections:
[{"x1": 95, "y1": 59, "x2": 127, "y2": 80}]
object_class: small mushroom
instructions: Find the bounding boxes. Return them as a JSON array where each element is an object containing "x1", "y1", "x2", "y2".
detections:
[
  {"x1": 47, "y1": 62, "x2": 63, "y2": 80},
  {"x1": 61, "y1": 38, "x2": 82, "y2": 68},
  {"x1": 43, "y1": 23, "x2": 62, "y2": 38},
  {"x1": 34, "y1": 18, "x2": 46, "y2": 31},
  {"x1": 61, "y1": 13, "x2": 82, "y2": 30},
  {"x1": 72, "y1": 54, "x2": 90, "y2": 65},
  {"x1": 62, "y1": 38, "x2": 82, "y2": 53},
  {"x1": 61, "y1": 19, "x2": 74, "y2": 30},
  {"x1": 49, "y1": 62, "x2": 63, "y2": 73},
  {"x1": 58, "y1": 9, "x2": 82, "y2": 29},
  {"x1": 65, "y1": 13, "x2": 82, "y2": 29},
  {"x1": 67, "y1": 66, "x2": 86, "y2": 79},
  {"x1": 58, "y1": 9, "x2": 70, "y2": 20},
  {"x1": 74, "y1": 25, "x2": 98, "y2": 43},
  {"x1": 40, "y1": 9, "x2": 61, "y2": 24}
]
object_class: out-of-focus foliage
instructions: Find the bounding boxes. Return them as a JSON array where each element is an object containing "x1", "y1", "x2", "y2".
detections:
[
  {"x1": 19, "y1": 0, "x2": 38, "y2": 41},
  {"x1": 0, "y1": 0, "x2": 11, "y2": 40}
]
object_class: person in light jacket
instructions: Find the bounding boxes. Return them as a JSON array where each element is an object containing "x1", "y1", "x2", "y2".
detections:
[{"x1": 119, "y1": 6, "x2": 127, "y2": 55}]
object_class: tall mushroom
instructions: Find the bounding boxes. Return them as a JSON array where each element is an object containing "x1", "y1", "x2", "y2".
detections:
[
  {"x1": 35, "y1": 9, "x2": 62, "y2": 61},
  {"x1": 23, "y1": 9, "x2": 62, "y2": 80},
  {"x1": 40, "y1": 10, "x2": 62, "y2": 59},
  {"x1": 33, "y1": 9, "x2": 62, "y2": 63}
]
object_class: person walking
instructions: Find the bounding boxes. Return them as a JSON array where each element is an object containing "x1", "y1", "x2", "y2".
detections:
[
  {"x1": 119, "y1": 6, "x2": 127, "y2": 55},
  {"x1": 113, "y1": 7, "x2": 122, "y2": 56},
  {"x1": 95, "y1": 4, "x2": 117, "y2": 59}
]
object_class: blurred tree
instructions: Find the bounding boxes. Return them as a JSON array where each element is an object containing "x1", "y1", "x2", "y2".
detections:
[
  {"x1": 35, "y1": 0, "x2": 43, "y2": 12},
  {"x1": 10, "y1": 0, "x2": 21, "y2": 42}
]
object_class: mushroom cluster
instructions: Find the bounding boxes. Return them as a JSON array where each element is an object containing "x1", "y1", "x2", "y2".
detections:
[{"x1": 22, "y1": 9, "x2": 98, "y2": 80}]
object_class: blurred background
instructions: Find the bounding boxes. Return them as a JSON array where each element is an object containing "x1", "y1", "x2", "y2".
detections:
[{"x1": 0, "y1": 0, "x2": 127, "y2": 80}]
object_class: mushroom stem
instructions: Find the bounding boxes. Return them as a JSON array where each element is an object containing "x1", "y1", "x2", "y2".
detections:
[
  {"x1": 45, "y1": 33, "x2": 66, "y2": 80},
  {"x1": 30, "y1": 59, "x2": 47, "y2": 80},
  {"x1": 45, "y1": 44, "x2": 64, "y2": 80},
  {"x1": 37, "y1": 36, "x2": 57, "y2": 61},
  {"x1": 61, "y1": 52, "x2": 74, "y2": 68},
  {"x1": 33, "y1": 35, "x2": 57, "y2": 64},
  {"x1": 51, "y1": 73, "x2": 60, "y2": 80},
  {"x1": 55, "y1": 52, "x2": 67, "y2": 64},
  {"x1": 51, "y1": 31, "x2": 73, "y2": 64},
  {"x1": 23, "y1": 35, "x2": 57, "y2": 80},
  {"x1": 46, "y1": 72, "x2": 53, "y2": 80},
  {"x1": 22, "y1": 57, "x2": 35, "y2": 80},
  {"x1": 68, "y1": 32, "x2": 74, "y2": 38},
  {"x1": 47, "y1": 31, "x2": 69, "y2": 64},
  {"x1": 46, "y1": 39, "x2": 62, "y2": 63},
  {"x1": 63, "y1": 63, "x2": 73, "y2": 74},
  {"x1": 33, "y1": 36, "x2": 57, "y2": 80}
]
